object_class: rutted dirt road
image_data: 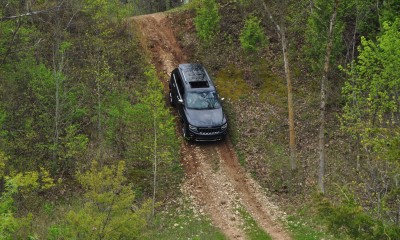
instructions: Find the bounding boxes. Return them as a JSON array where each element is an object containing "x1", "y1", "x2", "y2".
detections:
[{"x1": 131, "y1": 13, "x2": 291, "y2": 240}]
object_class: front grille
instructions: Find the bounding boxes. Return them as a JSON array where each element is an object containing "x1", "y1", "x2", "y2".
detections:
[{"x1": 198, "y1": 127, "x2": 221, "y2": 135}]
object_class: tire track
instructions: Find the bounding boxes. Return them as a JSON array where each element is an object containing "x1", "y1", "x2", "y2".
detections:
[{"x1": 130, "y1": 12, "x2": 291, "y2": 240}]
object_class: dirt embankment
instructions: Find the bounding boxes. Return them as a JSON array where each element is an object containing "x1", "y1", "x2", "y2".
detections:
[{"x1": 130, "y1": 13, "x2": 291, "y2": 240}]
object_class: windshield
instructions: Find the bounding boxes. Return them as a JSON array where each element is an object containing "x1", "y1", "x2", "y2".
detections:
[{"x1": 185, "y1": 91, "x2": 221, "y2": 109}]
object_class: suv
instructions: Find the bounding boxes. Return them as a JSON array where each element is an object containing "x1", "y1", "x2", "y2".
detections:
[{"x1": 169, "y1": 63, "x2": 227, "y2": 141}]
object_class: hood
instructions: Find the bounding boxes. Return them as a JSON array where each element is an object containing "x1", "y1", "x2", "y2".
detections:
[{"x1": 185, "y1": 108, "x2": 226, "y2": 127}]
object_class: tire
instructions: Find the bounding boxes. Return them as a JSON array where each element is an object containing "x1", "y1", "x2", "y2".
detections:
[{"x1": 182, "y1": 121, "x2": 189, "y2": 140}]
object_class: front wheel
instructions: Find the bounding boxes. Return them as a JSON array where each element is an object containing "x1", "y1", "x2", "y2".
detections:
[{"x1": 182, "y1": 121, "x2": 190, "y2": 140}]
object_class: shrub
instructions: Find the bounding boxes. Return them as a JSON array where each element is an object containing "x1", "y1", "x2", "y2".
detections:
[
  {"x1": 317, "y1": 194, "x2": 400, "y2": 239},
  {"x1": 66, "y1": 161, "x2": 151, "y2": 239},
  {"x1": 239, "y1": 16, "x2": 267, "y2": 53},
  {"x1": 194, "y1": 0, "x2": 220, "y2": 44}
]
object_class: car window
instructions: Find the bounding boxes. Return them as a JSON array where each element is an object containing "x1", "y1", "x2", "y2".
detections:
[
  {"x1": 175, "y1": 71, "x2": 185, "y2": 95},
  {"x1": 185, "y1": 91, "x2": 221, "y2": 110}
]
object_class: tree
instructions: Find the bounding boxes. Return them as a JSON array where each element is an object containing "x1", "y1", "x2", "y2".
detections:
[
  {"x1": 194, "y1": 0, "x2": 221, "y2": 44},
  {"x1": 261, "y1": 0, "x2": 297, "y2": 170},
  {"x1": 95, "y1": 57, "x2": 115, "y2": 163},
  {"x1": 103, "y1": 67, "x2": 179, "y2": 206},
  {"x1": 239, "y1": 15, "x2": 268, "y2": 53},
  {"x1": 318, "y1": 0, "x2": 340, "y2": 194},
  {"x1": 341, "y1": 18, "x2": 400, "y2": 162},
  {"x1": 0, "y1": 1, "x2": 90, "y2": 175},
  {"x1": 341, "y1": 18, "x2": 400, "y2": 222},
  {"x1": 66, "y1": 161, "x2": 151, "y2": 239},
  {"x1": 0, "y1": 154, "x2": 55, "y2": 239},
  {"x1": 304, "y1": 0, "x2": 345, "y2": 73},
  {"x1": 142, "y1": 67, "x2": 177, "y2": 215}
]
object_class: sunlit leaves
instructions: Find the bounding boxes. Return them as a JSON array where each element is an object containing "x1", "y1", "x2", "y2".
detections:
[
  {"x1": 0, "y1": 167, "x2": 56, "y2": 239},
  {"x1": 66, "y1": 161, "x2": 151, "y2": 239},
  {"x1": 341, "y1": 18, "x2": 400, "y2": 163}
]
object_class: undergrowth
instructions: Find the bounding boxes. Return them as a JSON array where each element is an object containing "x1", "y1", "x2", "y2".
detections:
[
  {"x1": 214, "y1": 65, "x2": 251, "y2": 101},
  {"x1": 144, "y1": 205, "x2": 226, "y2": 240},
  {"x1": 286, "y1": 214, "x2": 336, "y2": 240}
]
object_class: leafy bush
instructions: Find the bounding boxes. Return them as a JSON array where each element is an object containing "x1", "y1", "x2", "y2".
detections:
[
  {"x1": 194, "y1": 0, "x2": 220, "y2": 43},
  {"x1": 0, "y1": 166, "x2": 55, "y2": 240},
  {"x1": 66, "y1": 161, "x2": 151, "y2": 239},
  {"x1": 341, "y1": 19, "x2": 400, "y2": 166},
  {"x1": 239, "y1": 16, "x2": 267, "y2": 53},
  {"x1": 317, "y1": 194, "x2": 400, "y2": 239}
]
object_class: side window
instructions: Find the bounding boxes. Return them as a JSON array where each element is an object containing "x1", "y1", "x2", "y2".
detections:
[{"x1": 175, "y1": 71, "x2": 185, "y2": 96}]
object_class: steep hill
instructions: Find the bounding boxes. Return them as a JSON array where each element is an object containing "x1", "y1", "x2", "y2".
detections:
[{"x1": 131, "y1": 13, "x2": 291, "y2": 240}]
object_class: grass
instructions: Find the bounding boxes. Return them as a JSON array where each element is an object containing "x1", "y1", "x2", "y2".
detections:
[
  {"x1": 285, "y1": 203, "x2": 348, "y2": 240},
  {"x1": 236, "y1": 148, "x2": 246, "y2": 166},
  {"x1": 287, "y1": 215, "x2": 329, "y2": 240},
  {"x1": 210, "y1": 148, "x2": 220, "y2": 172},
  {"x1": 250, "y1": 59, "x2": 287, "y2": 108},
  {"x1": 238, "y1": 206, "x2": 272, "y2": 240},
  {"x1": 144, "y1": 206, "x2": 226, "y2": 240},
  {"x1": 214, "y1": 65, "x2": 251, "y2": 101}
]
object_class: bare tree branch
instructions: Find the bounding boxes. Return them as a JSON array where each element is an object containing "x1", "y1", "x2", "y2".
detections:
[{"x1": 0, "y1": 5, "x2": 61, "y2": 22}]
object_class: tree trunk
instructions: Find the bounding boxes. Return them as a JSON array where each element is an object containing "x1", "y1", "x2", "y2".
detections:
[
  {"x1": 281, "y1": 26, "x2": 297, "y2": 170},
  {"x1": 96, "y1": 56, "x2": 104, "y2": 164},
  {"x1": 318, "y1": 0, "x2": 339, "y2": 194},
  {"x1": 152, "y1": 114, "x2": 157, "y2": 216},
  {"x1": 52, "y1": 3, "x2": 62, "y2": 163},
  {"x1": 262, "y1": 0, "x2": 297, "y2": 170}
]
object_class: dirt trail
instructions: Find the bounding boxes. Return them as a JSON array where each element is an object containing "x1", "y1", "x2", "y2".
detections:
[{"x1": 130, "y1": 13, "x2": 291, "y2": 240}]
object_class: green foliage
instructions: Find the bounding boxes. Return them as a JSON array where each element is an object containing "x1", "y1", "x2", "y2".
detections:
[
  {"x1": 105, "y1": 95, "x2": 152, "y2": 159},
  {"x1": 81, "y1": 0, "x2": 134, "y2": 23},
  {"x1": 140, "y1": 67, "x2": 180, "y2": 198},
  {"x1": 1, "y1": 60, "x2": 54, "y2": 169},
  {"x1": 239, "y1": 16, "x2": 267, "y2": 53},
  {"x1": 1, "y1": 1, "x2": 179, "y2": 238},
  {"x1": 61, "y1": 124, "x2": 89, "y2": 167},
  {"x1": 214, "y1": 65, "x2": 251, "y2": 101},
  {"x1": 303, "y1": 0, "x2": 345, "y2": 73},
  {"x1": 47, "y1": 225, "x2": 71, "y2": 240},
  {"x1": 194, "y1": 0, "x2": 221, "y2": 44},
  {"x1": 103, "y1": 66, "x2": 179, "y2": 199},
  {"x1": 0, "y1": 57, "x2": 88, "y2": 174},
  {"x1": 340, "y1": 19, "x2": 400, "y2": 226},
  {"x1": 0, "y1": 168, "x2": 55, "y2": 240},
  {"x1": 66, "y1": 161, "x2": 151, "y2": 239},
  {"x1": 238, "y1": 207, "x2": 271, "y2": 240},
  {"x1": 286, "y1": 214, "x2": 331, "y2": 240},
  {"x1": 316, "y1": 193, "x2": 400, "y2": 239},
  {"x1": 341, "y1": 18, "x2": 400, "y2": 163},
  {"x1": 144, "y1": 206, "x2": 226, "y2": 240},
  {"x1": 380, "y1": 0, "x2": 400, "y2": 24}
]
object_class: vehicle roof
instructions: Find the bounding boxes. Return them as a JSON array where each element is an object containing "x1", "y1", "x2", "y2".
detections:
[{"x1": 178, "y1": 63, "x2": 215, "y2": 91}]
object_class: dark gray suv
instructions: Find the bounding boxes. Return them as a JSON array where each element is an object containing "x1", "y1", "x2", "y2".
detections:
[{"x1": 168, "y1": 63, "x2": 227, "y2": 141}]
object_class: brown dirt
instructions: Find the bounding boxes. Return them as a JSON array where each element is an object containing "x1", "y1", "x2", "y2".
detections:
[{"x1": 130, "y1": 12, "x2": 291, "y2": 240}]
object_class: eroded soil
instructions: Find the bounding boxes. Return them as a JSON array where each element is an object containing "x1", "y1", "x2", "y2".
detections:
[{"x1": 130, "y1": 12, "x2": 291, "y2": 240}]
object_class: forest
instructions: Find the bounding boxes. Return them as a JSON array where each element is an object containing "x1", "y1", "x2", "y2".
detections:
[{"x1": 0, "y1": 0, "x2": 399, "y2": 239}]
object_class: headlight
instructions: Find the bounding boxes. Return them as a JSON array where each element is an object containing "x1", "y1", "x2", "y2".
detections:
[
  {"x1": 189, "y1": 124, "x2": 197, "y2": 132},
  {"x1": 221, "y1": 122, "x2": 228, "y2": 131}
]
